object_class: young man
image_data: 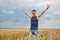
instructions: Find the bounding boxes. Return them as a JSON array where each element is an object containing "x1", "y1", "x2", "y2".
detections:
[{"x1": 23, "y1": 5, "x2": 50, "y2": 40}]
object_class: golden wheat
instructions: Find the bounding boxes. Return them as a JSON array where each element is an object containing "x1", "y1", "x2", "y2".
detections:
[{"x1": 0, "y1": 28, "x2": 60, "y2": 40}]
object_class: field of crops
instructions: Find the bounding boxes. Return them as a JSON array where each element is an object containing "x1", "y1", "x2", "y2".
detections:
[{"x1": 0, "y1": 28, "x2": 60, "y2": 40}]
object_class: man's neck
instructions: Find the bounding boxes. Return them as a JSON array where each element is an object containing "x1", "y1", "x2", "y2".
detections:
[{"x1": 33, "y1": 15, "x2": 36, "y2": 16}]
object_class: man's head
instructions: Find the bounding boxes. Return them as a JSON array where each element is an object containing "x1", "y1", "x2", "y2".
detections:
[{"x1": 32, "y1": 9, "x2": 36, "y2": 16}]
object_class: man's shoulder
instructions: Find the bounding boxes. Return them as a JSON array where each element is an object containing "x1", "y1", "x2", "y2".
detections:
[{"x1": 36, "y1": 16, "x2": 39, "y2": 19}]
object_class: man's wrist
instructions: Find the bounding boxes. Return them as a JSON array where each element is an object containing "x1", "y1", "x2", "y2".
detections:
[{"x1": 47, "y1": 7, "x2": 48, "y2": 9}]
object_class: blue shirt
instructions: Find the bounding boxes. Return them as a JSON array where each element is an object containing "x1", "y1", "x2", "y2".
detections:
[{"x1": 30, "y1": 16, "x2": 38, "y2": 30}]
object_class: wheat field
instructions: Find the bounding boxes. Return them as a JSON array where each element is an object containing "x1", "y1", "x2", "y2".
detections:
[{"x1": 0, "y1": 28, "x2": 60, "y2": 40}]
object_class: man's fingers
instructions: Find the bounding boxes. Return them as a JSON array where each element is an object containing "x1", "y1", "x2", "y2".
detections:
[{"x1": 47, "y1": 4, "x2": 51, "y2": 8}]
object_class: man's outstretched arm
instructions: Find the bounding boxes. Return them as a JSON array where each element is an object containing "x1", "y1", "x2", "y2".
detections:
[
  {"x1": 23, "y1": 9, "x2": 31, "y2": 18},
  {"x1": 38, "y1": 5, "x2": 51, "y2": 18}
]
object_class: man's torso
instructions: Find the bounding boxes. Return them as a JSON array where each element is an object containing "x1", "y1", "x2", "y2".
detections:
[{"x1": 30, "y1": 16, "x2": 38, "y2": 30}]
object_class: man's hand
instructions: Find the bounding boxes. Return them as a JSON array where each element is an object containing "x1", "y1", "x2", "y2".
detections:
[
  {"x1": 47, "y1": 4, "x2": 51, "y2": 9},
  {"x1": 23, "y1": 9, "x2": 31, "y2": 18},
  {"x1": 38, "y1": 4, "x2": 51, "y2": 18}
]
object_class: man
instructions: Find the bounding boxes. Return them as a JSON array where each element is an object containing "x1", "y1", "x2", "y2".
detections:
[{"x1": 23, "y1": 5, "x2": 51, "y2": 40}]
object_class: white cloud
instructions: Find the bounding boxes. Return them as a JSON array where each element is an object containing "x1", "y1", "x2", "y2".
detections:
[
  {"x1": 0, "y1": 22, "x2": 21, "y2": 28},
  {"x1": 17, "y1": 0, "x2": 60, "y2": 10},
  {"x1": 0, "y1": 0, "x2": 6, "y2": 3},
  {"x1": 0, "y1": 0, "x2": 60, "y2": 9},
  {"x1": 39, "y1": 19, "x2": 60, "y2": 28},
  {"x1": 14, "y1": 0, "x2": 60, "y2": 3},
  {"x1": 53, "y1": 10, "x2": 60, "y2": 16},
  {"x1": 2, "y1": 10, "x2": 14, "y2": 14},
  {"x1": 8, "y1": 11, "x2": 14, "y2": 14},
  {"x1": 15, "y1": 0, "x2": 60, "y2": 6},
  {"x1": 0, "y1": 0, "x2": 8, "y2": 6},
  {"x1": 45, "y1": 14, "x2": 50, "y2": 17},
  {"x1": 40, "y1": 10, "x2": 60, "y2": 28},
  {"x1": 46, "y1": 20, "x2": 60, "y2": 28},
  {"x1": 0, "y1": 0, "x2": 60, "y2": 6},
  {"x1": 45, "y1": 10, "x2": 60, "y2": 18},
  {"x1": 14, "y1": 0, "x2": 34, "y2": 3}
]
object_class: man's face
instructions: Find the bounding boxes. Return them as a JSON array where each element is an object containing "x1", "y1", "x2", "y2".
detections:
[{"x1": 32, "y1": 11, "x2": 36, "y2": 16}]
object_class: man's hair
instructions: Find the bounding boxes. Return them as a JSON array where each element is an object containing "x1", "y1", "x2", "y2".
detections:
[{"x1": 32, "y1": 9, "x2": 36, "y2": 11}]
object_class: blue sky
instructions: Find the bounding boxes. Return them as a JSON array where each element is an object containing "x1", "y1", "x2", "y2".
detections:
[{"x1": 0, "y1": 0, "x2": 60, "y2": 28}]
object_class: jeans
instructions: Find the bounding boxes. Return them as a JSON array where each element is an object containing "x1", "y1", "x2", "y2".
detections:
[{"x1": 29, "y1": 30, "x2": 38, "y2": 40}]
